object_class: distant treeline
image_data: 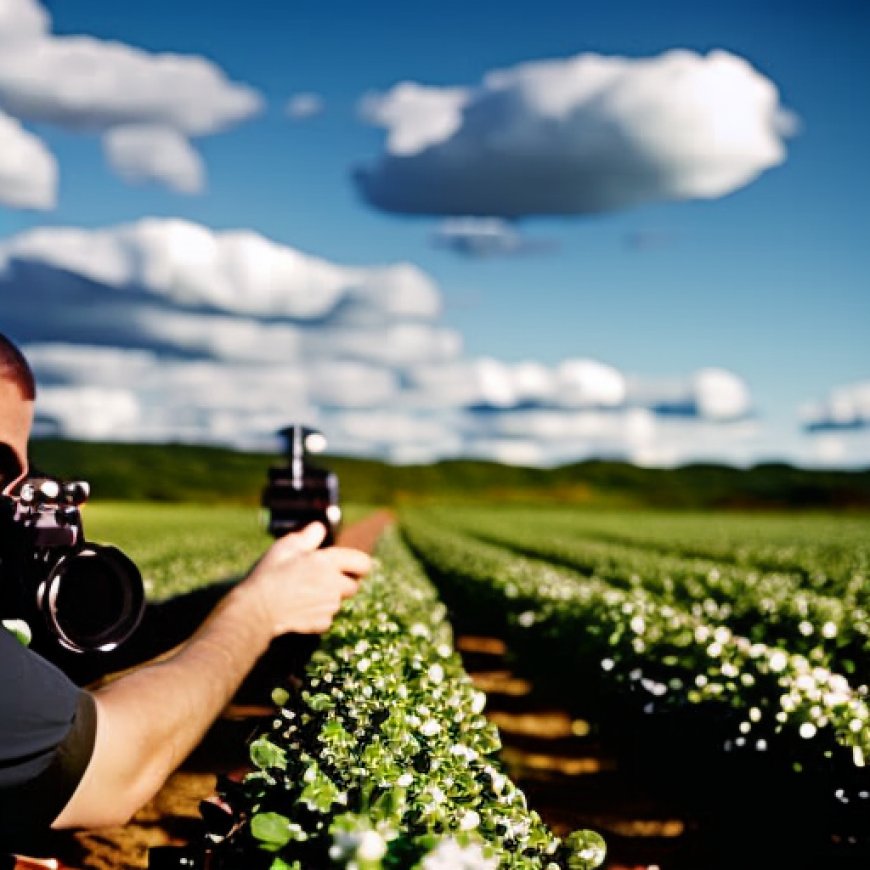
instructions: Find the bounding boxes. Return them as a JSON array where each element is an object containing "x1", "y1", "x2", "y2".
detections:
[{"x1": 28, "y1": 438, "x2": 870, "y2": 511}]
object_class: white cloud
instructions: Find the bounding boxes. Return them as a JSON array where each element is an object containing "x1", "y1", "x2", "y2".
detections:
[
  {"x1": 355, "y1": 49, "x2": 796, "y2": 217},
  {"x1": 308, "y1": 360, "x2": 399, "y2": 409},
  {"x1": 624, "y1": 369, "x2": 752, "y2": 421},
  {"x1": 801, "y1": 431, "x2": 870, "y2": 469},
  {"x1": 27, "y1": 343, "x2": 312, "y2": 448},
  {"x1": 693, "y1": 368, "x2": 752, "y2": 420},
  {"x1": 285, "y1": 92, "x2": 325, "y2": 120},
  {"x1": 801, "y1": 381, "x2": 870, "y2": 432},
  {"x1": 797, "y1": 381, "x2": 870, "y2": 469},
  {"x1": 0, "y1": 0, "x2": 48, "y2": 43},
  {"x1": 359, "y1": 81, "x2": 468, "y2": 156},
  {"x1": 0, "y1": 108, "x2": 56, "y2": 208},
  {"x1": 430, "y1": 217, "x2": 556, "y2": 258},
  {"x1": 0, "y1": 0, "x2": 261, "y2": 198},
  {"x1": 306, "y1": 322, "x2": 462, "y2": 368},
  {"x1": 2, "y1": 217, "x2": 774, "y2": 465},
  {"x1": 557, "y1": 359, "x2": 626, "y2": 408},
  {"x1": 36, "y1": 385, "x2": 141, "y2": 440},
  {"x1": 0, "y1": 33, "x2": 261, "y2": 135},
  {"x1": 103, "y1": 125, "x2": 205, "y2": 194},
  {"x1": 0, "y1": 218, "x2": 437, "y2": 320}
]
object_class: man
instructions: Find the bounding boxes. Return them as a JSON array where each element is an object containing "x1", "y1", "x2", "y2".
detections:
[{"x1": 0, "y1": 332, "x2": 372, "y2": 852}]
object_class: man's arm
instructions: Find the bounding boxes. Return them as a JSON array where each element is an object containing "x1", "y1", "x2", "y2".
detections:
[{"x1": 51, "y1": 522, "x2": 371, "y2": 830}]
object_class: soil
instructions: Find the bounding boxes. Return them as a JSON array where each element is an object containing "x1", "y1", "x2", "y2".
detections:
[{"x1": 11, "y1": 509, "x2": 866, "y2": 870}]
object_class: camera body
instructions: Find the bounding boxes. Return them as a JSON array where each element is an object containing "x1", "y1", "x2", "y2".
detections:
[
  {"x1": 0, "y1": 473, "x2": 145, "y2": 653},
  {"x1": 261, "y1": 425, "x2": 342, "y2": 546}
]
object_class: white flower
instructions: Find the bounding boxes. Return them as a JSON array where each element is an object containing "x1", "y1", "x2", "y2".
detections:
[
  {"x1": 487, "y1": 767, "x2": 507, "y2": 795},
  {"x1": 421, "y1": 837, "x2": 498, "y2": 870},
  {"x1": 357, "y1": 830, "x2": 387, "y2": 861},
  {"x1": 459, "y1": 809, "x2": 480, "y2": 830},
  {"x1": 768, "y1": 650, "x2": 789, "y2": 672},
  {"x1": 450, "y1": 743, "x2": 478, "y2": 761},
  {"x1": 428, "y1": 786, "x2": 446, "y2": 804},
  {"x1": 518, "y1": 610, "x2": 536, "y2": 627},
  {"x1": 421, "y1": 719, "x2": 441, "y2": 737}
]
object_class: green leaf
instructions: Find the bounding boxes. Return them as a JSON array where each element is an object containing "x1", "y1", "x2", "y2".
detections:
[
  {"x1": 250, "y1": 736, "x2": 288, "y2": 771},
  {"x1": 251, "y1": 812, "x2": 292, "y2": 852},
  {"x1": 307, "y1": 692, "x2": 335, "y2": 712}
]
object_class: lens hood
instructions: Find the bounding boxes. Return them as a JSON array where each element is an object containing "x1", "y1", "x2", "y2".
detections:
[{"x1": 41, "y1": 543, "x2": 145, "y2": 653}]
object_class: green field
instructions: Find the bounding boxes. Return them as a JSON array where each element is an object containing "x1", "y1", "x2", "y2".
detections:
[{"x1": 78, "y1": 499, "x2": 868, "y2": 866}]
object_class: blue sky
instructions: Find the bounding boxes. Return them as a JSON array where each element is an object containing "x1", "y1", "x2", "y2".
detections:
[{"x1": 0, "y1": 0, "x2": 868, "y2": 467}]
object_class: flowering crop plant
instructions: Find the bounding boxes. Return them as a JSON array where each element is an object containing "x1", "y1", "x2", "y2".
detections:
[
  {"x1": 398, "y1": 514, "x2": 870, "y2": 772},
  {"x1": 206, "y1": 528, "x2": 607, "y2": 870}
]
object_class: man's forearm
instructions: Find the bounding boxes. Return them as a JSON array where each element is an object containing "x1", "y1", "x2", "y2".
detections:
[{"x1": 53, "y1": 583, "x2": 272, "y2": 829}]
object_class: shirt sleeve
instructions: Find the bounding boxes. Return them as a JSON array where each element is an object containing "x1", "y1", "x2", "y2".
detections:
[{"x1": 0, "y1": 626, "x2": 98, "y2": 854}]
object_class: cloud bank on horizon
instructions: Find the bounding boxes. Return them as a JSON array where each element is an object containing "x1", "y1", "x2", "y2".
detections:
[
  {"x1": 4, "y1": 216, "x2": 861, "y2": 470},
  {"x1": 1, "y1": 217, "x2": 769, "y2": 466}
]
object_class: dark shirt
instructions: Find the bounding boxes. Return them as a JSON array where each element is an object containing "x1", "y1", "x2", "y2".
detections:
[{"x1": 0, "y1": 625, "x2": 97, "y2": 854}]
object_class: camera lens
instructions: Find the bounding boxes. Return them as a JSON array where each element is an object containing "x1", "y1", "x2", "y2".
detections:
[{"x1": 43, "y1": 544, "x2": 145, "y2": 653}]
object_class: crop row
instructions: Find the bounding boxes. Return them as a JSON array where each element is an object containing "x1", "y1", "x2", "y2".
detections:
[
  {"x1": 414, "y1": 507, "x2": 870, "y2": 678},
  {"x1": 482, "y1": 507, "x2": 870, "y2": 590},
  {"x1": 206, "y1": 528, "x2": 606, "y2": 870},
  {"x1": 398, "y1": 513, "x2": 870, "y2": 775}
]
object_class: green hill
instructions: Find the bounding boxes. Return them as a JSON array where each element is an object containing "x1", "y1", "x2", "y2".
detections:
[{"x1": 26, "y1": 438, "x2": 870, "y2": 511}]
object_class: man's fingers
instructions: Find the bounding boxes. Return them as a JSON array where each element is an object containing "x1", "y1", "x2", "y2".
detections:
[
  {"x1": 272, "y1": 521, "x2": 328, "y2": 559},
  {"x1": 298, "y1": 520, "x2": 329, "y2": 548},
  {"x1": 337, "y1": 575, "x2": 362, "y2": 599},
  {"x1": 325, "y1": 546, "x2": 373, "y2": 578}
]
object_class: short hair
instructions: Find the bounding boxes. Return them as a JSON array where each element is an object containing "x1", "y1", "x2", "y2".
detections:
[{"x1": 0, "y1": 332, "x2": 36, "y2": 400}]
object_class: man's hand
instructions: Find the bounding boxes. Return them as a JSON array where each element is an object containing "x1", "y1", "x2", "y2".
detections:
[
  {"x1": 52, "y1": 520, "x2": 373, "y2": 831},
  {"x1": 240, "y1": 521, "x2": 372, "y2": 636}
]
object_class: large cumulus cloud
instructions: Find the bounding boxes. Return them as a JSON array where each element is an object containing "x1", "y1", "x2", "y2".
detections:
[
  {"x1": 355, "y1": 49, "x2": 796, "y2": 218},
  {"x1": 0, "y1": 0, "x2": 261, "y2": 204},
  {"x1": 2, "y1": 217, "x2": 760, "y2": 464}
]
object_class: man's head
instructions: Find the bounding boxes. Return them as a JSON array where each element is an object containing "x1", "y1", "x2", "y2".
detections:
[{"x1": 0, "y1": 333, "x2": 35, "y2": 494}]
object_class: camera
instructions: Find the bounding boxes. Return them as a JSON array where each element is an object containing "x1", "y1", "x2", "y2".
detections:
[
  {"x1": 0, "y1": 471, "x2": 145, "y2": 654},
  {"x1": 261, "y1": 425, "x2": 342, "y2": 546}
]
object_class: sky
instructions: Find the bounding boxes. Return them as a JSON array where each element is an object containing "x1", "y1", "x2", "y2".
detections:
[{"x1": 0, "y1": 0, "x2": 868, "y2": 468}]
